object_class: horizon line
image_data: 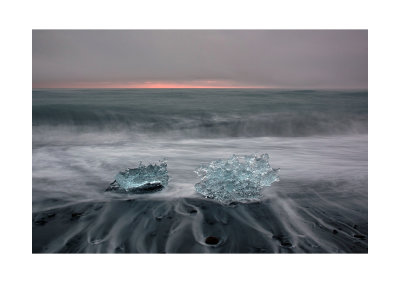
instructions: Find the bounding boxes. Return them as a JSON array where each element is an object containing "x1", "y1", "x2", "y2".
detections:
[{"x1": 32, "y1": 86, "x2": 368, "y2": 90}]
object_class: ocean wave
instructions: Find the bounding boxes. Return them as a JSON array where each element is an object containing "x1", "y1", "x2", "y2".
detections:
[
  {"x1": 32, "y1": 110, "x2": 367, "y2": 139},
  {"x1": 32, "y1": 89, "x2": 368, "y2": 138}
]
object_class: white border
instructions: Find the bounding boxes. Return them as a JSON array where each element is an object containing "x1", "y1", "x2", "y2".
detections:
[{"x1": 2, "y1": 0, "x2": 400, "y2": 282}]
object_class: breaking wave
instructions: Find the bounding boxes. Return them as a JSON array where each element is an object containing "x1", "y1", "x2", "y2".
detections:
[
  {"x1": 33, "y1": 109, "x2": 367, "y2": 138},
  {"x1": 33, "y1": 88, "x2": 367, "y2": 138}
]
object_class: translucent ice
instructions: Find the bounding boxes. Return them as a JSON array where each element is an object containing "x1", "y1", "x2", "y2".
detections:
[
  {"x1": 194, "y1": 154, "x2": 279, "y2": 203},
  {"x1": 106, "y1": 160, "x2": 169, "y2": 193}
]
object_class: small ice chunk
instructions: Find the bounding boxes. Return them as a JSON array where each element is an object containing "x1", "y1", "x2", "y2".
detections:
[
  {"x1": 106, "y1": 160, "x2": 169, "y2": 193},
  {"x1": 194, "y1": 154, "x2": 279, "y2": 203}
]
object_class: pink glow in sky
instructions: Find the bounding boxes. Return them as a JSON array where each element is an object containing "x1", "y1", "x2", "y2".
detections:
[
  {"x1": 33, "y1": 80, "x2": 273, "y2": 89},
  {"x1": 33, "y1": 30, "x2": 368, "y2": 89}
]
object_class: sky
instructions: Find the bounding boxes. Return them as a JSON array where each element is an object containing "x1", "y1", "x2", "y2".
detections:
[{"x1": 32, "y1": 30, "x2": 367, "y2": 89}]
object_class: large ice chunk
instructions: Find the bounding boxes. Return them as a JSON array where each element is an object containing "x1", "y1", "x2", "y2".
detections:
[
  {"x1": 106, "y1": 160, "x2": 169, "y2": 193},
  {"x1": 194, "y1": 154, "x2": 279, "y2": 203}
]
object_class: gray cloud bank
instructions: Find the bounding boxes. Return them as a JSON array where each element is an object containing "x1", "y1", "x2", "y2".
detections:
[{"x1": 33, "y1": 30, "x2": 367, "y2": 88}]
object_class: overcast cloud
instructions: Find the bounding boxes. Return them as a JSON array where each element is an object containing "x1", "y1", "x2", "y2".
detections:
[{"x1": 32, "y1": 30, "x2": 367, "y2": 88}]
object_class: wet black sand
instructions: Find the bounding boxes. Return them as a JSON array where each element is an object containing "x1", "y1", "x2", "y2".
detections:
[{"x1": 32, "y1": 180, "x2": 367, "y2": 253}]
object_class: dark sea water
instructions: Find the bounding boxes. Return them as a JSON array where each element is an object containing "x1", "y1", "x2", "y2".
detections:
[{"x1": 32, "y1": 89, "x2": 368, "y2": 253}]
